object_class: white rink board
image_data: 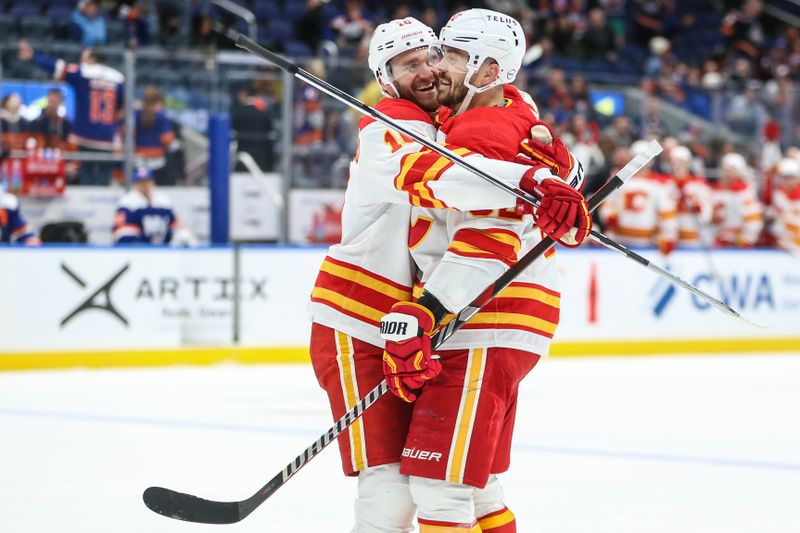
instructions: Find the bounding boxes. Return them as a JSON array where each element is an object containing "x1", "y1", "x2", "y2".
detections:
[
  {"x1": 0, "y1": 247, "x2": 798, "y2": 353},
  {"x1": 555, "y1": 248, "x2": 800, "y2": 341}
]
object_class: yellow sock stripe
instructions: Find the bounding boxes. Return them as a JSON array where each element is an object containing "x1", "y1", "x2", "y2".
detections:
[
  {"x1": 447, "y1": 347, "x2": 486, "y2": 484},
  {"x1": 478, "y1": 508, "x2": 515, "y2": 530},
  {"x1": 336, "y1": 331, "x2": 367, "y2": 471}
]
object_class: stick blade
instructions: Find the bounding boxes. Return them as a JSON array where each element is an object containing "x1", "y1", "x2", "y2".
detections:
[{"x1": 143, "y1": 486, "x2": 242, "y2": 524}]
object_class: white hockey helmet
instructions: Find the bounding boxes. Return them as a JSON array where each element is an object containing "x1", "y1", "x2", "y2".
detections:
[
  {"x1": 720, "y1": 152, "x2": 748, "y2": 175},
  {"x1": 777, "y1": 157, "x2": 800, "y2": 178},
  {"x1": 368, "y1": 17, "x2": 437, "y2": 98},
  {"x1": 670, "y1": 145, "x2": 692, "y2": 163},
  {"x1": 439, "y1": 9, "x2": 525, "y2": 85},
  {"x1": 437, "y1": 9, "x2": 526, "y2": 113}
]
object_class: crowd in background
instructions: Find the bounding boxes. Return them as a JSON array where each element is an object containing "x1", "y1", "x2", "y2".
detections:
[{"x1": 0, "y1": 0, "x2": 799, "y2": 249}]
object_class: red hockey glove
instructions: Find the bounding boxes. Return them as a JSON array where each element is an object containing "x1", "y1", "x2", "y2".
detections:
[
  {"x1": 518, "y1": 123, "x2": 585, "y2": 190},
  {"x1": 521, "y1": 172, "x2": 592, "y2": 246},
  {"x1": 380, "y1": 302, "x2": 442, "y2": 403}
]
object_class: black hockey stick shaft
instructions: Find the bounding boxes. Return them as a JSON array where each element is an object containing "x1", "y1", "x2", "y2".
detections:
[
  {"x1": 142, "y1": 144, "x2": 661, "y2": 525},
  {"x1": 225, "y1": 29, "x2": 752, "y2": 323}
]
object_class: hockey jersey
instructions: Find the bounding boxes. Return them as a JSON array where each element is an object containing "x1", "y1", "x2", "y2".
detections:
[
  {"x1": 0, "y1": 193, "x2": 36, "y2": 244},
  {"x1": 770, "y1": 183, "x2": 800, "y2": 251},
  {"x1": 674, "y1": 175, "x2": 713, "y2": 247},
  {"x1": 113, "y1": 189, "x2": 178, "y2": 245},
  {"x1": 308, "y1": 97, "x2": 552, "y2": 348},
  {"x1": 710, "y1": 179, "x2": 763, "y2": 247},
  {"x1": 408, "y1": 85, "x2": 562, "y2": 355},
  {"x1": 35, "y1": 53, "x2": 124, "y2": 150},
  {"x1": 600, "y1": 171, "x2": 679, "y2": 250}
]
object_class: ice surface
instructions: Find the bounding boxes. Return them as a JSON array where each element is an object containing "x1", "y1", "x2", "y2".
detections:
[{"x1": 1, "y1": 354, "x2": 799, "y2": 532}]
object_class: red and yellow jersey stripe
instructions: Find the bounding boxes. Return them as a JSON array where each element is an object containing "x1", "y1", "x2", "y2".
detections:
[
  {"x1": 394, "y1": 144, "x2": 475, "y2": 208},
  {"x1": 311, "y1": 256, "x2": 413, "y2": 328},
  {"x1": 447, "y1": 227, "x2": 522, "y2": 268},
  {"x1": 414, "y1": 280, "x2": 560, "y2": 339}
]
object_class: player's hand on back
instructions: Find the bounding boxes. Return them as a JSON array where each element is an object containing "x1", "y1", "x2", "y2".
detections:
[{"x1": 380, "y1": 301, "x2": 442, "y2": 403}]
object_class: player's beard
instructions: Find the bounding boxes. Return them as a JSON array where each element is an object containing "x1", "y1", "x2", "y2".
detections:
[
  {"x1": 435, "y1": 70, "x2": 469, "y2": 110},
  {"x1": 394, "y1": 75, "x2": 439, "y2": 113}
]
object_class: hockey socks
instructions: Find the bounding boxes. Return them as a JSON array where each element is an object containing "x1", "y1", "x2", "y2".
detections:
[
  {"x1": 477, "y1": 507, "x2": 516, "y2": 532},
  {"x1": 418, "y1": 518, "x2": 481, "y2": 532}
]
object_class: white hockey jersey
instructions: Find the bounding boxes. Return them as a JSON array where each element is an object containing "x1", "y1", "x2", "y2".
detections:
[
  {"x1": 408, "y1": 85, "x2": 561, "y2": 355},
  {"x1": 600, "y1": 170, "x2": 679, "y2": 250},
  {"x1": 674, "y1": 175, "x2": 713, "y2": 247},
  {"x1": 308, "y1": 98, "x2": 550, "y2": 347},
  {"x1": 771, "y1": 183, "x2": 800, "y2": 251},
  {"x1": 710, "y1": 179, "x2": 764, "y2": 246}
]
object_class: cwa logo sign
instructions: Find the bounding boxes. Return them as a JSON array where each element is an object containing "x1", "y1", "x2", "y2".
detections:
[
  {"x1": 61, "y1": 262, "x2": 130, "y2": 328},
  {"x1": 649, "y1": 270, "x2": 775, "y2": 318}
]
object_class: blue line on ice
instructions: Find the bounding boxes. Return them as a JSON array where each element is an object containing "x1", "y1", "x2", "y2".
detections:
[{"x1": 2, "y1": 406, "x2": 798, "y2": 473}]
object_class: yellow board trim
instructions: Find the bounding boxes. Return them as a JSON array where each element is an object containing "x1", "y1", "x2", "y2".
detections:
[
  {"x1": 549, "y1": 338, "x2": 800, "y2": 356},
  {"x1": 0, "y1": 346, "x2": 310, "y2": 371},
  {"x1": 2, "y1": 338, "x2": 799, "y2": 372}
]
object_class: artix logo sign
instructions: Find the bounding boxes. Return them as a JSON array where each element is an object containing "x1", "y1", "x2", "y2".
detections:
[{"x1": 61, "y1": 262, "x2": 130, "y2": 328}]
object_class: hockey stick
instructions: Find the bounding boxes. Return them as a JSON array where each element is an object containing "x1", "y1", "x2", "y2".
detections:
[
  {"x1": 142, "y1": 143, "x2": 660, "y2": 525},
  {"x1": 219, "y1": 29, "x2": 754, "y2": 323}
]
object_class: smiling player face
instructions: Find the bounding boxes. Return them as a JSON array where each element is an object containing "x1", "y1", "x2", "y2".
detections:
[
  {"x1": 385, "y1": 47, "x2": 439, "y2": 112},
  {"x1": 429, "y1": 45, "x2": 470, "y2": 109}
]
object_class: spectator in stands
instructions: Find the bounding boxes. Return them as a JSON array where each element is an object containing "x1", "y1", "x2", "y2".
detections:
[
  {"x1": 134, "y1": 86, "x2": 176, "y2": 183},
  {"x1": 0, "y1": 93, "x2": 30, "y2": 152},
  {"x1": 113, "y1": 167, "x2": 194, "y2": 245},
  {"x1": 602, "y1": 115, "x2": 637, "y2": 149},
  {"x1": 71, "y1": 0, "x2": 108, "y2": 47},
  {"x1": 721, "y1": 0, "x2": 766, "y2": 61},
  {"x1": 295, "y1": 0, "x2": 329, "y2": 55},
  {"x1": 726, "y1": 80, "x2": 768, "y2": 138},
  {"x1": 329, "y1": 0, "x2": 374, "y2": 56},
  {"x1": 19, "y1": 40, "x2": 125, "y2": 186},
  {"x1": 564, "y1": 113, "x2": 606, "y2": 186},
  {"x1": 28, "y1": 89, "x2": 72, "y2": 150},
  {"x1": 580, "y1": 7, "x2": 619, "y2": 62},
  {"x1": 231, "y1": 84, "x2": 275, "y2": 174},
  {"x1": 191, "y1": 11, "x2": 225, "y2": 49}
]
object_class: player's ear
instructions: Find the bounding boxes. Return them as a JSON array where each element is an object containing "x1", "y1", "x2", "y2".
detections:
[{"x1": 479, "y1": 61, "x2": 501, "y2": 87}]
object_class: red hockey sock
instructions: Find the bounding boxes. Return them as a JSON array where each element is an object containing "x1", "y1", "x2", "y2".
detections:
[
  {"x1": 477, "y1": 506, "x2": 516, "y2": 532},
  {"x1": 418, "y1": 517, "x2": 481, "y2": 532}
]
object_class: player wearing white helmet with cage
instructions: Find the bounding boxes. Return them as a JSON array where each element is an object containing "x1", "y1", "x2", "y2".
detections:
[
  {"x1": 308, "y1": 16, "x2": 587, "y2": 533},
  {"x1": 377, "y1": 9, "x2": 592, "y2": 533},
  {"x1": 600, "y1": 139, "x2": 679, "y2": 255},
  {"x1": 669, "y1": 145, "x2": 713, "y2": 248},
  {"x1": 709, "y1": 152, "x2": 763, "y2": 247},
  {"x1": 769, "y1": 157, "x2": 800, "y2": 251}
]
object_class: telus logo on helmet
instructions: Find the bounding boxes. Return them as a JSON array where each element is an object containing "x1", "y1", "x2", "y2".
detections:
[{"x1": 485, "y1": 14, "x2": 519, "y2": 26}]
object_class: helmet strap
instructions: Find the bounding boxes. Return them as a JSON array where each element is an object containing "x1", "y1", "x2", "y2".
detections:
[{"x1": 455, "y1": 64, "x2": 502, "y2": 115}]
